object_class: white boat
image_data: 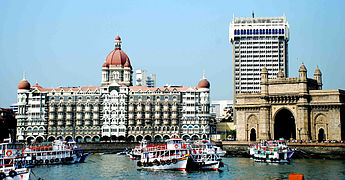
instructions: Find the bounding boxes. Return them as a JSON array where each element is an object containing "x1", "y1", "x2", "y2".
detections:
[
  {"x1": 0, "y1": 139, "x2": 30, "y2": 180},
  {"x1": 249, "y1": 139, "x2": 295, "y2": 163},
  {"x1": 188, "y1": 140, "x2": 223, "y2": 170},
  {"x1": 24, "y1": 140, "x2": 87, "y2": 165},
  {"x1": 129, "y1": 140, "x2": 147, "y2": 160},
  {"x1": 0, "y1": 157, "x2": 30, "y2": 180},
  {"x1": 136, "y1": 138, "x2": 189, "y2": 171}
]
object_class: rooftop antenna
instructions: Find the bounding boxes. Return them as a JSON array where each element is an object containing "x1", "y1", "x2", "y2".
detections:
[
  {"x1": 23, "y1": 71, "x2": 26, "y2": 80},
  {"x1": 252, "y1": 11, "x2": 254, "y2": 18},
  {"x1": 203, "y1": 69, "x2": 206, "y2": 79}
]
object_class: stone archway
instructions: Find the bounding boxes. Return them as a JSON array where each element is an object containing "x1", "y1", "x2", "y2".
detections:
[
  {"x1": 36, "y1": 136, "x2": 44, "y2": 143},
  {"x1": 250, "y1": 128, "x2": 256, "y2": 141},
  {"x1": 47, "y1": 136, "x2": 55, "y2": 142},
  {"x1": 274, "y1": 108, "x2": 296, "y2": 140},
  {"x1": 318, "y1": 128, "x2": 325, "y2": 142}
]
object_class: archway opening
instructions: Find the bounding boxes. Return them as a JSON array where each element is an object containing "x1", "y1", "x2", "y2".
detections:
[
  {"x1": 250, "y1": 128, "x2": 256, "y2": 141},
  {"x1": 92, "y1": 136, "x2": 100, "y2": 142},
  {"x1": 76, "y1": 136, "x2": 83, "y2": 143},
  {"x1": 182, "y1": 135, "x2": 190, "y2": 141},
  {"x1": 154, "y1": 135, "x2": 162, "y2": 142},
  {"x1": 274, "y1": 109, "x2": 296, "y2": 140},
  {"x1": 136, "y1": 135, "x2": 143, "y2": 142},
  {"x1": 127, "y1": 136, "x2": 135, "y2": 142},
  {"x1": 318, "y1": 128, "x2": 325, "y2": 142},
  {"x1": 48, "y1": 137, "x2": 55, "y2": 142},
  {"x1": 111, "y1": 135, "x2": 117, "y2": 142},
  {"x1": 191, "y1": 135, "x2": 199, "y2": 140},
  {"x1": 65, "y1": 136, "x2": 73, "y2": 142},
  {"x1": 27, "y1": 137, "x2": 34, "y2": 144},
  {"x1": 163, "y1": 135, "x2": 170, "y2": 141},
  {"x1": 36, "y1": 136, "x2": 44, "y2": 143},
  {"x1": 118, "y1": 136, "x2": 126, "y2": 142},
  {"x1": 144, "y1": 135, "x2": 152, "y2": 142},
  {"x1": 84, "y1": 136, "x2": 91, "y2": 143}
]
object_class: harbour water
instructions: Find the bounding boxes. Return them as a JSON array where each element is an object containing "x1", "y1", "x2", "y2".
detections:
[{"x1": 30, "y1": 154, "x2": 345, "y2": 180}]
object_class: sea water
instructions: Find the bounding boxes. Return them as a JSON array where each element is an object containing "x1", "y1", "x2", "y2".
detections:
[{"x1": 30, "y1": 154, "x2": 345, "y2": 180}]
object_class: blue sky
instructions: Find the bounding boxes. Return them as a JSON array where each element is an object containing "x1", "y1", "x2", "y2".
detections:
[{"x1": 0, "y1": 0, "x2": 345, "y2": 107}]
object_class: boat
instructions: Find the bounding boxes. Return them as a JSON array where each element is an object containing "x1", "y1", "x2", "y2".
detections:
[
  {"x1": 0, "y1": 156, "x2": 31, "y2": 180},
  {"x1": 0, "y1": 138, "x2": 30, "y2": 180},
  {"x1": 129, "y1": 140, "x2": 148, "y2": 160},
  {"x1": 136, "y1": 138, "x2": 189, "y2": 170},
  {"x1": 187, "y1": 140, "x2": 223, "y2": 170},
  {"x1": 93, "y1": 153, "x2": 104, "y2": 155},
  {"x1": 24, "y1": 140, "x2": 88, "y2": 166},
  {"x1": 249, "y1": 139, "x2": 295, "y2": 163}
]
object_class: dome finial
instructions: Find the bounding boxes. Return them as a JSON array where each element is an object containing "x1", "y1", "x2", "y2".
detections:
[
  {"x1": 23, "y1": 71, "x2": 26, "y2": 80},
  {"x1": 202, "y1": 70, "x2": 206, "y2": 79}
]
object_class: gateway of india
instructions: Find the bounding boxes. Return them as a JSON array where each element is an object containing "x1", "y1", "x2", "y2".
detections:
[{"x1": 235, "y1": 64, "x2": 345, "y2": 141}]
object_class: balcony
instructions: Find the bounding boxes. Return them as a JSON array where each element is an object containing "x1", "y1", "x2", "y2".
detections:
[
  {"x1": 172, "y1": 106, "x2": 177, "y2": 111},
  {"x1": 129, "y1": 120, "x2": 135, "y2": 125},
  {"x1": 93, "y1": 120, "x2": 99, "y2": 126},
  {"x1": 85, "y1": 106, "x2": 91, "y2": 112},
  {"x1": 163, "y1": 120, "x2": 170, "y2": 125},
  {"x1": 129, "y1": 106, "x2": 134, "y2": 112},
  {"x1": 66, "y1": 120, "x2": 72, "y2": 126},
  {"x1": 49, "y1": 107, "x2": 55, "y2": 112},
  {"x1": 172, "y1": 119, "x2": 178, "y2": 125},
  {"x1": 154, "y1": 119, "x2": 161, "y2": 125},
  {"x1": 76, "y1": 120, "x2": 83, "y2": 126},
  {"x1": 49, "y1": 121, "x2": 55, "y2": 126},
  {"x1": 145, "y1": 119, "x2": 151, "y2": 124},
  {"x1": 93, "y1": 114, "x2": 99, "y2": 119},
  {"x1": 155, "y1": 106, "x2": 160, "y2": 112},
  {"x1": 57, "y1": 120, "x2": 64, "y2": 126},
  {"x1": 85, "y1": 120, "x2": 92, "y2": 126},
  {"x1": 58, "y1": 107, "x2": 64, "y2": 113},
  {"x1": 66, "y1": 106, "x2": 72, "y2": 112},
  {"x1": 145, "y1": 114, "x2": 151, "y2": 119},
  {"x1": 128, "y1": 114, "x2": 134, "y2": 120},
  {"x1": 137, "y1": 120, "x2": 143, "y2": 126}
]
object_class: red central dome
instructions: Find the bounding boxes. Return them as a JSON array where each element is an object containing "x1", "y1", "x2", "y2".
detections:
[
  {"x1": 197, "y1": 79, "x2": 210, "y2": 89},
  {"x1": 105, "y1": 49, "x2": 130, "y2": 66},
  {"x1": 103, "y1": 35, "x2": 131, "y2": 67},
  {"x1": 18, "y1": 79, "x2": 31, "y2": 90}
]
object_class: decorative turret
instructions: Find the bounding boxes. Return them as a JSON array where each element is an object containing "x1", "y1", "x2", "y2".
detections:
[
  {"x1": 314, "y1": 66, "x2": 322, "y2": 90},
  {"x1": 277, "y1": 69, "x2": 284, "y2": 78},
  {"x1": 261, "y1": 66, "x2": 268, "y2": 82},
  {"x1": 299, "y1": 63, "x2": 307, "y2": 81},
  {"x1": 261, "y1": 66, "x2": 268, "y2": 95}
]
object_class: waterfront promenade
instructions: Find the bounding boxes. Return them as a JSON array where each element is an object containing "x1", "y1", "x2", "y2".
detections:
[
  {"x1": 77, "y1": 140, "x2": 345, "y2": 159},
  {"x1": 221, "y1": 141, "x2": 345, "y2": 159}
]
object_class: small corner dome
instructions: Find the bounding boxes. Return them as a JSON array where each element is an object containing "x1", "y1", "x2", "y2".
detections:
[
  {"x1": 197, "y1": 79, "x2": 210, "y2": 89},
  {"x1": 277, "y1": 69, "x2": 284, "y2": 78},
  {"x1": 18, "y1": 80, "x2": 31, "y2": 90},
  {"x1": 299, "y1": 63, "x2": 307, "y2": 72},
  {"x1": 115, "y1": 35, "x2": 121, "y2": 41},
  {"x1": 314, "y1": 66, "x2": 321, "y2": 75},
  {"x1": 261, "y1": 66, "x2": 268, "y2": 73}
]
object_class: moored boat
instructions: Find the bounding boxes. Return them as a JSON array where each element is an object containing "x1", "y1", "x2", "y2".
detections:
[
  {"x1": 249, "y1": 139, "x2": 295, "y2": 163},
  {"x1": 188, "y1": 140, "x2": 223, "y2": 170},
  {"x1": 24, "y1": 140, "x2": 88, "y2": 166},
  {"x1": 136, "y1": 138, "x2": 189, "y2": 171}
]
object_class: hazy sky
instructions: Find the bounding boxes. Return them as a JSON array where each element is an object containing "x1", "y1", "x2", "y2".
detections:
[{"x1": 1, "y1": 0, "x2": 345, "y2": 107}]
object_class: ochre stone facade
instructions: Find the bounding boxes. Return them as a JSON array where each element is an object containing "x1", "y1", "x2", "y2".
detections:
[{"x1": 235, "y1": 64, "x2": 345, "y2": 141}]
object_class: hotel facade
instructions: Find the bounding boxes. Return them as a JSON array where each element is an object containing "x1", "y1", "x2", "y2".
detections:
[{"x1": 15, "y1": 36, "x2": 211, "y2": 143}]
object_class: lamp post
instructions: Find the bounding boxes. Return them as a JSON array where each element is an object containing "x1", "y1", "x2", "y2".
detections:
[{"x1": 297, "y1": 128, "x2": 303, "y2": 141}]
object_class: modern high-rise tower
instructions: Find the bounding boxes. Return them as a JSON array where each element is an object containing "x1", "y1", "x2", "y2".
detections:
[{"x1": 229, "y1": 15, "x2": 289, "y2": 96}]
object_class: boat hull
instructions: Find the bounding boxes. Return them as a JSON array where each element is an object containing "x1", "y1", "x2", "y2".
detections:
[
  {"x1": 138, "y1": 157, "x2": 188, "y2": 171},
  {"x1": 3, "y1": 169, "x2": 30, "y2": 180}
]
